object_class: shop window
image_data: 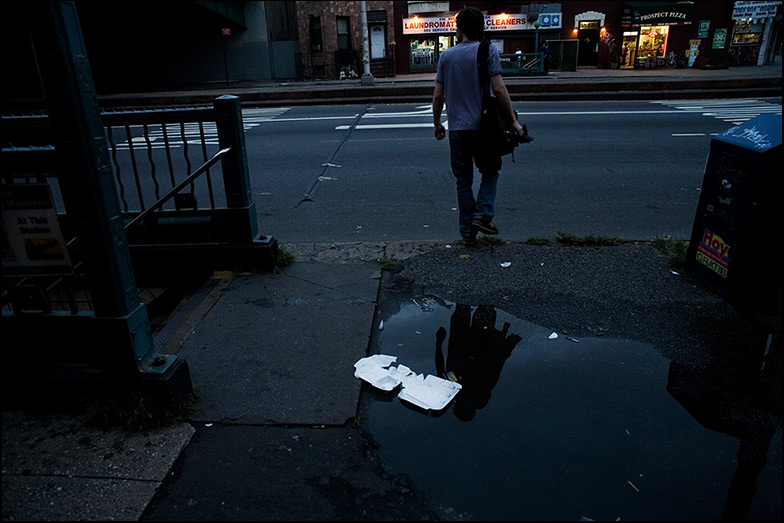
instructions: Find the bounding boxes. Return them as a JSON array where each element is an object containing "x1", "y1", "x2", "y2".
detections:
[
  {"x1": 732, "y1": 20, "x2": 764, "y2": 45},
  {"x1": 410, "y1": 38, "x2": 436, "y2": 67},
  {"x1": 638, "y1": 26, "x2": 669, "y2": 59},
  {"x1": 310, "y1": 16, "x2": 323, "y2": 52},
  {"x1": 409, "y1": 36, "x2": 454, "y2": 70},
  {"x1": 438, "y1": 36, "x2": 453, "y2": 56},
  {"x1": 337, "y1": 16, "x2": 351, "y2": 50}
]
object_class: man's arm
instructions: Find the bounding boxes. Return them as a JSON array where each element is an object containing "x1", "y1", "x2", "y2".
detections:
[
  {"x1": 432, "y1": 81, "x2": 446, "y2": 140},
  {"x1": 490, "y1": 74, "x2": 524, "y2": 135}
]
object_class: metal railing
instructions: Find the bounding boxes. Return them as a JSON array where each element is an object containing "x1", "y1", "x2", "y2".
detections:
[
  {"x1": 2, "y1": 96, "x2": 274, "y2": 317},
  {"x1": 499, "y1": 52, "x2": 543, "y2": 75},
  {"x1": 101, "y1": 106, "x2": 227, "y2": 216}
]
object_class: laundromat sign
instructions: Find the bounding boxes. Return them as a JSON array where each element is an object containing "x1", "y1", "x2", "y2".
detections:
[{"x1": 403, "y1": 13, "x2": 562, "y2": 34}]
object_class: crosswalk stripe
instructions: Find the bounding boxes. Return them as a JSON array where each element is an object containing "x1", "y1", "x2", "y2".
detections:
[
  {"x1": 651, "y1": 99, "x2": 782, "y2": 124},
  {"x1": 112, "y1": 108, "x2": 291, "y2": 149}
]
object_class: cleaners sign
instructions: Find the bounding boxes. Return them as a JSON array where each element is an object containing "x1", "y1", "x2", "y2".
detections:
[
  {"x1": 403, "y1": 13, "x2": 562, "y2": 34},
  {"x1": 2, "y1": 184, "x2": 73, "y2": 276},
  {"x1": 694, "y1": 228, "x2": 731, "y2": 278}
]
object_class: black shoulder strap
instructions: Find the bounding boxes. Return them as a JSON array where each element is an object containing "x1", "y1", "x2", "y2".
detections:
[{"x1": 477, "y1": 41, "x2": 490, "y2": 95}]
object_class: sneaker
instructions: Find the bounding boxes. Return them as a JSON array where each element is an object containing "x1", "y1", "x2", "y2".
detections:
[
  {"x1": 461, "y1": 231, "x2": 477, "y2": 246},
  {"x1": 472, "y1": 217, "x2": 499, "y2": 235}
]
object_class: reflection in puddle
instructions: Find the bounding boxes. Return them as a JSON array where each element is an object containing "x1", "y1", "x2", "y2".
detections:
[
  {"x1": 435, "y1": 303, "x2": 522, "y2": 421},
  {"x1": 362, "y1": 296, "x2": 781, "y2": 521}
]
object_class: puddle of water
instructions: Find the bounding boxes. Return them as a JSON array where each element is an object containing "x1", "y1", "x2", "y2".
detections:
[{"x1": 362, "y1": 297, "x2": 781, "y2": 521}]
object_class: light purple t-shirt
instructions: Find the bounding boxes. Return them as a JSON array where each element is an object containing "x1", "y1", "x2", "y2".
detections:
[{"x1": 435, "y1": 40, "x2": 502, "y2": 130}]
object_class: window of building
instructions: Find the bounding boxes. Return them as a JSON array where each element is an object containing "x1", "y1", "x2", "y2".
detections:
[
  {"x1": 638, "y1": 26, "x2": 669, "y2": 59},
  {"x1": 337, "y1": 16, "x2": 351, "y2": 50},
  {"x1": 310, "y1": 16, "x2": 322, "y2": 52}
]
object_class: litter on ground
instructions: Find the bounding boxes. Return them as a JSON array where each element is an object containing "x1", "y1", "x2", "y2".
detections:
[{"x1": 354, "y1": 354, "x2": 462, "y2": 411}]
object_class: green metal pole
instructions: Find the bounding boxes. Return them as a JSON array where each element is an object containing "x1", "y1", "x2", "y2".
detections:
[
  {"x1": 215, "y1": 94, "x2": 258, "y2": 241},
  {"x1": 27, "y1": 1, "x2": 171, "y2": 373}
]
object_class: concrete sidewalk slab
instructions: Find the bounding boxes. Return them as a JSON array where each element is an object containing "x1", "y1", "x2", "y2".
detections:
[
  {"x1": 175, "y1": 262, "x2": 381, "y2": 426},
  {"x1": 1, "y1": 411, "x2": 194, "y2": 521}
]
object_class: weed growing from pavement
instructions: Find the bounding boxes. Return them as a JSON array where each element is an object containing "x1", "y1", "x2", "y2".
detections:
[
  {"x1": 650, "y1": 236, "x2": 688, "y2": 270},
  {"x1": 82, "y1": 388, "x2": 200, "y2": 432},
  {"x1": 554, "y1": 231, "x2": 625, "y2": 246},
  {"x1": 276, "y1": 245, "x2": 295, "y2": 268},
  {"x1": 378, "y1": 258, "x2": 396, "y2": 271},
  {"x1": 526, "y1": 233, "x2": 690, "y2": 272},
  {"x1": 525, "y1": 232, "x2": 624, "y2": 246},
  {"x1": 525, "y1": 237, "x2": 553, "y2": 245},
  {"x1": 481, "y1": 235, "x2": 506, "y2": 246}
]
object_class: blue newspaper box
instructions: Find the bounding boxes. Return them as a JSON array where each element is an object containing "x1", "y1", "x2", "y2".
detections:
[{"x1": 685, "y1": 114, "x2": 782, "y2": 310}]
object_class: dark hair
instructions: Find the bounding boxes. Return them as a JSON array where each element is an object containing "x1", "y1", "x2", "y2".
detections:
[{"x1": 455, "y1": 7, "x2": 484, "y2": 41}]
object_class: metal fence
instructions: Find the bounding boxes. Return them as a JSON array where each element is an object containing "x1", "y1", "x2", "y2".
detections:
[{"x1": 2, "y1": 96, "x2": 273, "y2": 317}]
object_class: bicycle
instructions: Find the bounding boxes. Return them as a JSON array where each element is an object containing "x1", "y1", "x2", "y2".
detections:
[{"x1": 665, "y1": 52, "x2": 687, "y2": 69}]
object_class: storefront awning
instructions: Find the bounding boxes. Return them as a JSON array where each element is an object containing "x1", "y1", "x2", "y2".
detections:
[{"x1": 622, "y1": 2, "x2": 695, "y2": 26}]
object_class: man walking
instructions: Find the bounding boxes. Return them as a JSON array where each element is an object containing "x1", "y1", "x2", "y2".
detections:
[
  {"x1": 542, "y1": 40, "x2": 551, "y2": 74},
  {"x1": 432, "y1": 6, "x2": 523, "y2": 246}
]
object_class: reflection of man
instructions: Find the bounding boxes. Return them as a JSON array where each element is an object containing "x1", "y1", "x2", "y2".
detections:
[{"x1": 435, "y1": 304, "x2": 522, "y2": 421}]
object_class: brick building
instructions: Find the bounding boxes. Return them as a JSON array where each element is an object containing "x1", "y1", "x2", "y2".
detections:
[{"x1": 296, "y1": 1, "x2": 396, "y2": 79}]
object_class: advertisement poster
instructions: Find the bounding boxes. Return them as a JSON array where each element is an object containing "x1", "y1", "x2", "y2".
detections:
[
  {"x1": 712, "y1": 28, "x2": 728, "y2": 49},
  {"x1": 1, "y1": 184, "x2": 73, "y2": 276},
  {"x1": 689, "y1": 39, "x2": 701, "y2": 66}
]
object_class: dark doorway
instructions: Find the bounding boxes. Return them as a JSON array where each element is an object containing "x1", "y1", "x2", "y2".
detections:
[{"x1": 577, "y1": 28, "x2": 600, "y2": 66}]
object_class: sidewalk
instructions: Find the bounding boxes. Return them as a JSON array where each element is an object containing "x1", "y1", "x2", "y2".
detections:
[
  {"x1": 91, "y1": 62, "x2": 782, "y2": 108},
  {"x1": 2, "y1": 67, "x2": 781, "y2": 521},
  {"x1": 4, "y1": 239, "x2": 779, "y2": 520}
]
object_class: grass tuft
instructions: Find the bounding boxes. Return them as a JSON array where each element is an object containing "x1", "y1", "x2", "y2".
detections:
[
  {"x1": 650, "y1": 236, "x2": 689, "y2": 270},
  {"x1": 554, "y1": 231, "x2": 624, "y2": 246}
]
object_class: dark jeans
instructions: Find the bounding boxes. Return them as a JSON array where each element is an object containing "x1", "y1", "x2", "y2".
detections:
[{"x1": 448, "y1": 130, "x2": 502, "y2": 235}]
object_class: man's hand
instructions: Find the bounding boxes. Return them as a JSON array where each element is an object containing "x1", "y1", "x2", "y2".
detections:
[
  {"x1": 490, "y1": 74, "x2": 524, "y2": 136},
  {"x1": 432, "y1": 83, "x2": 446, "y2": 140},
  {"x1": 434, "y1": 123, "x2": 446, "y2": 140}
]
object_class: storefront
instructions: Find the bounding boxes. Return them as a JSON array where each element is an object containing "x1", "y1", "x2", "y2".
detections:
[
  {"x1": 409, "y1": 36, "x2": 456, "y2": 70},
  {"x1": 729, "y1": 1, "x2": 782, "y2": 66},
  {"x1": 620, "y1": 1, "x2": 695, "y2": 68},
  {"x1": 402, "y1": 14, "x2": 455, "y2": 71},
  {"x1": 400, "y1": 12, "x2": 562, "y2": 73}
]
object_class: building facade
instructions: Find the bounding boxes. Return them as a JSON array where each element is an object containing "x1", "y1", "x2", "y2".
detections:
[
  {"x1": 296, "y1": 1, "x2": 396, "y2": 79},
  {"x1": 391, "y1": 1, "x2": 781, "y2": 75},
  {"x1": 4, "y1": 1, "x2": 780, "y2": 96}
]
